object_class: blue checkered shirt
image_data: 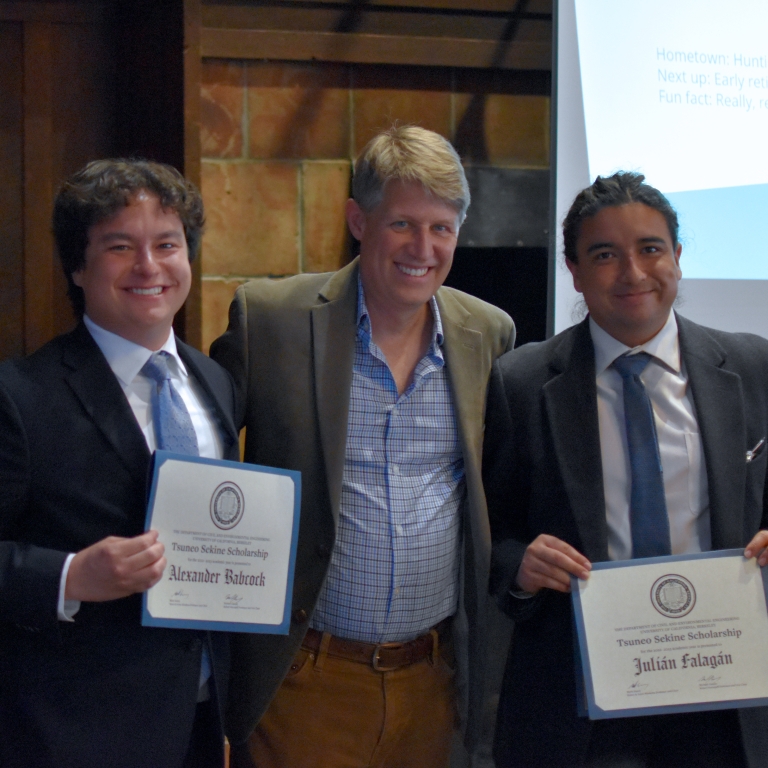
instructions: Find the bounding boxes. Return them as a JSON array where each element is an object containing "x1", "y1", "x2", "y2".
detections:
[{"x1": 310, "y1": 281, "x2": 464, "y2": 643}]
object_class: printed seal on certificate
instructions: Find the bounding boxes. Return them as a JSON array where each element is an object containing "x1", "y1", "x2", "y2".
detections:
[
  {"x1": 650, "y1": 574, "x2": 696, "y2": 618},
  {"x1": 210, "y1": 481, "x2": 245, "y2": 530}
]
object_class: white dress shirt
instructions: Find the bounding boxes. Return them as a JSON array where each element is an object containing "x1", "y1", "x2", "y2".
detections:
[
  {"x1": 58, "y1": 317, "x2": 224, "y2": 620},
  {"x1": 591, "y1": 311, "x2": 711, "y2": 561}
]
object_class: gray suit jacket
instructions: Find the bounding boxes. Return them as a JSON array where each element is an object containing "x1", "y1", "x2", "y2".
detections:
[
  {"x1": 211, "y1": 258, "x2": 515, "y2": 750},
  {"x1": 483, "y1": 314, "x2": 768, "y2": 768}
]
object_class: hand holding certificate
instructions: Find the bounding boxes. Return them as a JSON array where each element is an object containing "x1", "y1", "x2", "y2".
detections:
[
  {"x1": 141, "y1": 451, "x2": 301, "y2": 634},
  {"x1": 572, "y1": 551, "x2": 768, "y2": 719}
]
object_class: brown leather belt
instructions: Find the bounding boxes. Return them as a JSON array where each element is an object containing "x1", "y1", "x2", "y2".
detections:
[{"x1": 302, "y1": 619, "x2": 450, "y2": 672}]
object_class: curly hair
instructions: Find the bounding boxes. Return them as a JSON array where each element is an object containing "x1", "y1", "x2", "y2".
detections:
[{"x1": 53, "y1": 158, "x2": 204, "y2": 318}]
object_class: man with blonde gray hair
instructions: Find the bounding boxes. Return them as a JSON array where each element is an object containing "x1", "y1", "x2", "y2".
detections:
[{"x1": 212, "y1": 125, "x2": 514, "y2": 768}]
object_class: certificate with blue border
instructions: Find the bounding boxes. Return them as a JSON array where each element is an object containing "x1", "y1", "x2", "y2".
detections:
[
  {"x1": 571, "y1": 550, "x2": 768, "y2": 719},
  {"x1": 141, "y1": 451, "x2": 301, "y2": 634}
]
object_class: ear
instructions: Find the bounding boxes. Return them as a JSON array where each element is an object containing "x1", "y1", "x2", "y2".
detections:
[
  {"x1": 345, "y1": 198, "x2": 367, "y2": 241},
  {"x1": 566, "y1": 257, "x2": 583, "y2": 293},
  {"x1": 71, "y1": 270, "x2": 84, "y2": 288},
  {"x1": 673, "y1": 242, "x2": 683, "y2": 279}
]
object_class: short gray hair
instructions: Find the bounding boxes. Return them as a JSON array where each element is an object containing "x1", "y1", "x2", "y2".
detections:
[{"x1": 352, "y1": 124, "x2": 470, "y2": 223}]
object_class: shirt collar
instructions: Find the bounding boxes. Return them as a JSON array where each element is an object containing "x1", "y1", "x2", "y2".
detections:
[
  {"x1": 590, "y1": 310, "x2": 681, "y2": 376},
  {"x1": 83, "y1": 315, "x2": 188, "y2": 386},
  {"x1": 356, "y1": 276, "x2": 444, "y2": 350}
]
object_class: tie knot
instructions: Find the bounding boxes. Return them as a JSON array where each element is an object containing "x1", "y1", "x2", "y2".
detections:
[
  {"x1": 141, "y1": 351, "x2": 172, "y2": 384},
  {"x1": 612, "y1": 352, "x2": 651, "y2": 380}
]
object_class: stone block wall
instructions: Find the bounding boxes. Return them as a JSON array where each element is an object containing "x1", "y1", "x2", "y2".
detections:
[{"x1": 199, "y1": 58, "x2": 549, "y2": 352}]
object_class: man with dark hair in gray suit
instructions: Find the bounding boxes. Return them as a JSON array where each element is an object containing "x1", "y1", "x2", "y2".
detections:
[{"x1": 485, "y1": 171, "x2": 768, "y2": 768}]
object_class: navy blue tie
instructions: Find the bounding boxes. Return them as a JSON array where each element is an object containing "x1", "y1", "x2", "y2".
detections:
[
  {"x1": 612, "y1": 353, "x2": 671, "y2": 558},
  {"x1": 141, "y1": 352, "x2": 199, "y2": 457}
]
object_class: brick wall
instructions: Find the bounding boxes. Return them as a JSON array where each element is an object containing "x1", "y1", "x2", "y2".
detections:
[{"x1": 199, "y1": 58, "x2": 549, "y2": 352}]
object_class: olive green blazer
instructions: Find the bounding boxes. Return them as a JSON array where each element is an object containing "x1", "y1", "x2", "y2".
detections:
[{"x1": 211, "y1": 258, "x2": 514, "y2": 750}]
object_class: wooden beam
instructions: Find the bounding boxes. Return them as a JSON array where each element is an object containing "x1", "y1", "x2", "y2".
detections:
[
  {"x1": 184, "y1": 0, "x2": 203, "y2": 350},
  {"x1": 0, "y1": 20, "x2": 24, "y2": 361},
  {"x1": 113, "y1": 1, "x2": 185, "y2": 169},
  {"x1": 0, "y1": 2, "x2": 105, "y2": 23},
  {"x1": 273, "y1": 0, "x2": 524, "y2": 9},
  {"x1": 201, "y1": 27, "x2": 550, "y2": 69},
  {"x1": 185, "y1": 0, "x2": 203, "y2": 189},
  {"x1": 23, "y1": 21, "x2": 55, "y2": 354}
]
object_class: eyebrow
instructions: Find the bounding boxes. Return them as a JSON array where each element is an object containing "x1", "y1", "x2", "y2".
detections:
[
  {"x1": 585, "y1": 235, "x2": 667, "y2": 254},
  {"x1": 586, "y1": 241, "x2": 613, "y2": 254},
  {"x1": 389, "y1": 211, "x2": 459, "y2": 226},
  {"x1": 98, "y1": 232, "x2": 132, "y2": 242},
  {"x1": 98, "y1": 230, "x2": 185, "y2": 242}
]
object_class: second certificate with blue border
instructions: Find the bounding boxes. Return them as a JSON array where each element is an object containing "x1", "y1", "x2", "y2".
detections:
[
  {"x1": 142, "y1": 451, "x2": 301, "y2": 635},
  {"x1": 571, "y1": 550, "x2": 768, "y2": 719}
]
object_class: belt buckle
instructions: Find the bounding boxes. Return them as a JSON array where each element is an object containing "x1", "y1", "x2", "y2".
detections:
[{"x1": 372, "y1": 641, "x2": 404, "y2": 671}]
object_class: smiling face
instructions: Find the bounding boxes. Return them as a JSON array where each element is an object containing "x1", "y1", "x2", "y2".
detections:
[
  {"x1": 567, "y1": 202, "x2": 682, "y2": 347},
  {"x1": 72, "y1": 192, "x2": 191, "y2": 350},
  {"x1": 347, "y1": 179, "x2": 459, "y2": 323}
]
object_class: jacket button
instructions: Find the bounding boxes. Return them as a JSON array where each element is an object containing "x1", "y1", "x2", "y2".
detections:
[
  {"x1": 316, "y1": 544, "x2": 330, "y2": 558},
  {"x1": 292, "y1": 608, "x2": 308, "y2": 623}
]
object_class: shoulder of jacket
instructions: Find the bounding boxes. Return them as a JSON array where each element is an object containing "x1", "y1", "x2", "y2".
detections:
[
  {"x1": 241, "y1": 272, "x2": 331, "y2": 302},
  {"x1": 437, "y1": 285, "x2": 513, "y2": 329}
]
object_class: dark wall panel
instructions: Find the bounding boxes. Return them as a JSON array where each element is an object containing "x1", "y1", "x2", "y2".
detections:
[
  {"x1": 50, "y1": 19, "x2": 116, "y2": 336},
  {"x1": 0, "y1": 2, "x2": 119, "y2": 360},
  {"x1": 113, "y1": 0, "x2": 186, "y2": 170},
  {"x1": 445, "y1": 246, "x2": 548, "y2": 347},
  {"x1": 0, "y1": 21, "x2": 24, "y2": 360}
]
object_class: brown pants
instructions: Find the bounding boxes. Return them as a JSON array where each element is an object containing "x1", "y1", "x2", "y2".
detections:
[{"x1": 247, "y1": 632, "x2": 458, "y2": 768}]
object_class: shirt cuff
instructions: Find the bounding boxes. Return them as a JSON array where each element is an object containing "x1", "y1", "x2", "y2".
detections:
[
  {"x1": 58, "y1": 553, "x2": 81, "y2": 622},
  {"x1": 509, "y1": 588, "x2": 535, "y2": 599}
]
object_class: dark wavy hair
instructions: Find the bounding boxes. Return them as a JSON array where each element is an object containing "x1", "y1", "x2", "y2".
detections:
[
  {"x1": 563, "y1": 171, "x2": 679, "y2": 263},
  {"x1": 53, "y1": 158, "x2": 205, "y2": 318}
]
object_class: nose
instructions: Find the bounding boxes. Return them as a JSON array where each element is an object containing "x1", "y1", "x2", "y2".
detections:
[
  {"x1": 132, "y1": 245, "x2": 161, "y2": 275},
  {"x1": 618, "y1": 252, "x2": 645, "y2": 283},
  {"x1": 409, "y1": 227, "x2": 432, "y2": 260}
]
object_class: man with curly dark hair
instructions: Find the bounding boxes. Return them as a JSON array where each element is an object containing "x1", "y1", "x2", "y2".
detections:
[{"x1": 0, "y1": 159, "x2": 237, "y2": 768}]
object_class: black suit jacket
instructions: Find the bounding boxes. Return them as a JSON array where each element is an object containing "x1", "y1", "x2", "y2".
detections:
[
  {"x1": 483, "y1": 315, "x2": 768, "y2": 768},
  {"x1": 0, "y1": 323, "x2": 239, "y2": 768}
]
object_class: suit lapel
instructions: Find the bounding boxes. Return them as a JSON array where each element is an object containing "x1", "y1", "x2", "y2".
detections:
[
  {"x1": 63, "y1": 324, "x2": 149, "y2": 488},
  {"x1": 543, "y1": 321, "x2": 609, "y2": 561},
  {"x1": 311, "y1": 261, "x2": 358, "y2": 523},
  {"x1": 437, "y1": 290, "x2": 485, "y2": 460},
  {"x1": 437, "y1": 290, "x2": 492, "y2": 644},
  {"x1": 677, "y1": 316, "x2": 745, "y2": 549},
  {"x1": 178, "y1": 341, "x2": 239, "y2": 454}
]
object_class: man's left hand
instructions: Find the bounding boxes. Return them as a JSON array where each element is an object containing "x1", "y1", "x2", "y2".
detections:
[{"x1": 744, "y1": 530, "x2": 768, "y2": 566}]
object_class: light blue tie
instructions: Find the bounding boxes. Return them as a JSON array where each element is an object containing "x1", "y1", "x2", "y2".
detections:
[
  {"x1": 141, "y1": 352, "x2": 199, "y2": 457},
  {"x1": 141, "y1": 351, "x2": 210, "y2": 696},
  {"x1": 612, "y1": 353, "x2": 671, "y2": 558}
]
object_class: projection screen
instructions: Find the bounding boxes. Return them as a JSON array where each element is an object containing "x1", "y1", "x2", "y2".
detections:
[{"x1": 554, "y1": 0, "x2": 768, "y2": 339}]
